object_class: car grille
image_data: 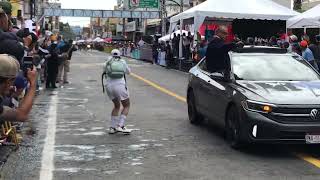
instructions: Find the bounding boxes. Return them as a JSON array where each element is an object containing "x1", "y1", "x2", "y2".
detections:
[
  {"x1": 273, "y1": 107, "x2": 315, "y2": 114},
  {"x1": 268, "y1": 107, "x2": 320, "y2": 124},
  {"x1": 277, "y1": 131, "x2": 306, "y2": 140}
]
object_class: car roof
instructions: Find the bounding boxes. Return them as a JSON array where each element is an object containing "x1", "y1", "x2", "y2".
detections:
[{"x1": 231, "y1": 46, "x2": 288, "y2": 54}]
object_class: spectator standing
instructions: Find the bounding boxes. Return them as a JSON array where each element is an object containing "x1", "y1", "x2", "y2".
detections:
[
  {"x1": 58, "y1": 40, "x2": 76, "y2": 84},
  {"x1": 182, "y1": 33, "x2": 191, "y2": 59},
  {"x1": 302, "y1": 34, "x2": 310, "y2": 44},
  {"x1": 309, "y1": 35, "x2": 320, "y2": 70},
  {"x1": 165, "y1": 41, "x2": 173, "y2": 68},
  {"x1": 46, "y1": 42, "x2": 59, "y2": 89},
  {"x1": 198, "y1": 41, "x2": 207, "y2": 60},
  {"x1": 172, "y1": 33, "x2": 178, "y2": 57},
  {"x1": 152, "y1": 42, "x2": 159, "y2": 64},
  {"x1": 301, "y1": 40, "x2": 318, "y2": 70},
  {"x1": 187, "y1": 32, "x2": 193, "y2": 59},
  {"x1": 0, "y1": 9, "x2": 24, "y2": 63}
]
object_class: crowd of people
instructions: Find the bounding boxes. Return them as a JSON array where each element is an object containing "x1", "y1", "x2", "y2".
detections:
[
  {"x1": 158, "y1": 28, "x2": 320, "y2": 71},
  {"x1": 0, "y1": 6, "x2": 76, "y2": 135}
]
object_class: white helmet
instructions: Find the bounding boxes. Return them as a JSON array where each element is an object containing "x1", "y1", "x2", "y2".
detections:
[{"x1": 111, "y1": 49, "x2": 121, "y2": 57}]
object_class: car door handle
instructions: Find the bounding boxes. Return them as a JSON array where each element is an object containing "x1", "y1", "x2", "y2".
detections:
[
  {"x1": 207, "y1": 80, "x2": 211, "y2": 83},
  {"x1": 196, "y1": 74, "x2": 199, "y2": 77}
]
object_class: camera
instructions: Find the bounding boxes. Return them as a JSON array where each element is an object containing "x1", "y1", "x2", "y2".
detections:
[{"x1": 22, "y1": 56, "x2": 34, "y2": 76}]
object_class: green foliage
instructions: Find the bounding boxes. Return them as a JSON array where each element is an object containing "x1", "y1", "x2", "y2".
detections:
[
  {"x1": 294, "y1": 0, "x2": 302, "y2": 11},
  {"x1": 59, "y1": 22, "x2": 75, "y2": 40},
  {"x1": 0, "y1": 1, "x2": 12, "y2": 14}
]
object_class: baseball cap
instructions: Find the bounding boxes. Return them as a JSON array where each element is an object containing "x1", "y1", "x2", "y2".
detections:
[
  {"x1": 0, "y1": 54, "x2": 20, "y2": 78},
  {"x1": 290, "y1": 35, "x2": 298, "y2": 41},
  {"x1": 300, "y1": 40, "x2": 308, "y2": 47}
]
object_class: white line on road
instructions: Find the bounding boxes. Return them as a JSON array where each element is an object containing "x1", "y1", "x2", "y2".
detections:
[{"x1": 39, "y1": 94, "x2": 58, "y2": 180}]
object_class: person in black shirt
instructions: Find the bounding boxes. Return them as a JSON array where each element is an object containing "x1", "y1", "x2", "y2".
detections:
[
  {"x1": 0, "y1": 9, "x2": 24, "y2": 63},
  {"x1": 205, "y1": 26, "x2": 236, "y2": 75},
  {"x1": 46, "y1": 42, "x2": 59, "y2": 88},
  {"x1": 310, "y1": 35, "x2": 320, "y2": 70}
]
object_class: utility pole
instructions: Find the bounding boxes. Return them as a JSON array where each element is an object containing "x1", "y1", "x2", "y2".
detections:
[
  {"x1": 30, "y1": 0, "x2": 37, "y2": 19},
  {"x1": 122, "y1": 1, "x2": 126, "y2": 37},
  {"x1": 161, "y1": 0, "x2": 166, "y2": 36},
  {"x1": 122, "y1": 16, "x2": 126, "y2": 37}
]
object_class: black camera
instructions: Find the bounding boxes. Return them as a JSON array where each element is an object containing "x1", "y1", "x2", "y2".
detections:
[{"x1": 22, "y1": 56, "x2": 34, "y2": 76}]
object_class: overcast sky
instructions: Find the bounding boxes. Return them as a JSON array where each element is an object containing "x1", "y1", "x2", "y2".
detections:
[{"x1": 59, "y1": 0, "x2": 117, "y2": 27}]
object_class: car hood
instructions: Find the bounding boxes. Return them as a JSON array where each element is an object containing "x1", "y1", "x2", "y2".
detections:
[{"x1": 236, "y1": 81, "x2": 320, "y2": 105}]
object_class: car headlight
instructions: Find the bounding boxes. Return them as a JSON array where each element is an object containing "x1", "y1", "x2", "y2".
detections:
[{"x1": 241, "y1": 100, "x2": 275, "y2": 113}]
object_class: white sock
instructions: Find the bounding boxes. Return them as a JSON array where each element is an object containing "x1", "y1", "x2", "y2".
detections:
[
  {"x1": 119, "y1": 115, "x2": 126, "y2": 127},
  {"x1": 111, "y1": 116, "x2": 118, "y2": 128}
]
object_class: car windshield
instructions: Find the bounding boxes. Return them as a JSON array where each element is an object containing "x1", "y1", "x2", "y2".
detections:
[{"x1": 232, "y1": 54, "x2": 320, "y2": 81}]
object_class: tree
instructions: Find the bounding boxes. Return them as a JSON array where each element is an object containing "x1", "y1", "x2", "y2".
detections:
[
  {"x1": 294, "y1": 0, "x2": 302, "y2": 11},
  {"x1": 59, "y1": 22, "x2": 75, "y2": 40}
]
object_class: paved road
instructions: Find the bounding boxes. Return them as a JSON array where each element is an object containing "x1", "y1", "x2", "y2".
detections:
[{"x1": 1, "y1": 50, "x2": 320, "y2": 180}]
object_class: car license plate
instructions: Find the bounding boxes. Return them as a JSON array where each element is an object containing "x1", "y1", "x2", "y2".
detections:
[{"x1": 306, "y1": 134, "x2": 320, "y2": 144}]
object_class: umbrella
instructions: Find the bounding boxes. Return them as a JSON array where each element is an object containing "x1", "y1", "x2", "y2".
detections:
[{"x1": 104, "y1": 38, "x2": 112, "y2": 42}]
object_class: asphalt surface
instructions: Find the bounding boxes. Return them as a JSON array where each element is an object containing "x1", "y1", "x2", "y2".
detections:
[{"x1": 1, "y1": 50, "x2": 320, "y2": 180}]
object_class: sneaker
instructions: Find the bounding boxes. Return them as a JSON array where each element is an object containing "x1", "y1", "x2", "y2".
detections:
[
  {"x1": 108, "y1": 127, "x2": 117, "y2": 134},
  {"x1": 115, "y1": 126, "x2": 131, "y2": 134}
]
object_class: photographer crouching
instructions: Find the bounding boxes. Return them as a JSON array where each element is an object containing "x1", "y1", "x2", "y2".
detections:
[{"x1": 0, "y1": 54, "x2": 37, "y2": 122}]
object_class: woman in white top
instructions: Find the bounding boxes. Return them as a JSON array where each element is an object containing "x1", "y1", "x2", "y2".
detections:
[{"x1": 103, "y1": 49, "x2": 131, "y2": 134}]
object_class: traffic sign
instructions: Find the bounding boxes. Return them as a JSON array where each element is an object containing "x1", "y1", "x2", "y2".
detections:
[{"x1": 129, "y1": 0, "x2": 159, "y2": 9}]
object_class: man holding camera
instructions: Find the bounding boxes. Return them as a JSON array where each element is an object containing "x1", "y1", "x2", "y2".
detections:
[{"x1": 0, "y1": 54, "x2": 37, "y2": 122}]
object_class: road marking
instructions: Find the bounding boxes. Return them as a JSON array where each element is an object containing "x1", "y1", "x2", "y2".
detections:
[
  {"x1": 39, "y1": 94, "x2": 58, "y2": 180},
  {"x1": 295, "y1": 153, "x2": 320, "y2": 168},
  {"x1": 130, "y1": 73, "x2": 186, "y2": 103},
  {"x1": 131, "y1": 71, "x2": 320, "y2": 169}
]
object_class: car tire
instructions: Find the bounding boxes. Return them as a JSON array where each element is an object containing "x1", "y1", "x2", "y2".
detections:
[
  {"x1": 187, "y1": 91, "x2": 204, "y2": 125},
  {"x1": 226, "y1": 105, "x2": 243, "y2": 149}
]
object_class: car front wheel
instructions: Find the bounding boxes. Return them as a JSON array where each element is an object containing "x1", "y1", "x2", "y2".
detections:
[
  {"x1": 226, "y1": 105, "x2": 244, "y2": 149},
  {"x1": 187, "y1": 91, "x2": 203, "y2": 125}
]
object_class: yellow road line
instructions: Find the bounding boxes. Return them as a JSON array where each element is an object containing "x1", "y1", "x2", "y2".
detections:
[
  {"x1": 130, "y1": 73, "x2": 187, "y2": 103},
  {"x1": 295, "y1": 153, "x2": 320, "y2": 169},
  {"x1": 131, "y1": 72, "x2": 320, "y2": 169}
]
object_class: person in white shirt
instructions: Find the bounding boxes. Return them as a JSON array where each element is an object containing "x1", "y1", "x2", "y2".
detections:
[{"x1": 103, "y1": 49, "x2": 131, "y2": 134}]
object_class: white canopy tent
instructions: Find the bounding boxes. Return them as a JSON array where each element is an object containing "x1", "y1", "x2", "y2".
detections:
[
  {"x1": 170, "y1": 0, "x2": 299, "y2": 34},
  {"x1": 93, "y1": 37, "x2": 104, "y2": 42},
  {"x1": 77, "y1": 40, "x2": 85, "y2": 43},
  {"x1": 287, "y1": 4, "x2": 320, "y2": 29},
  {"x1": 158, "y1": 30, "x2": 191, "y2": 42}
]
